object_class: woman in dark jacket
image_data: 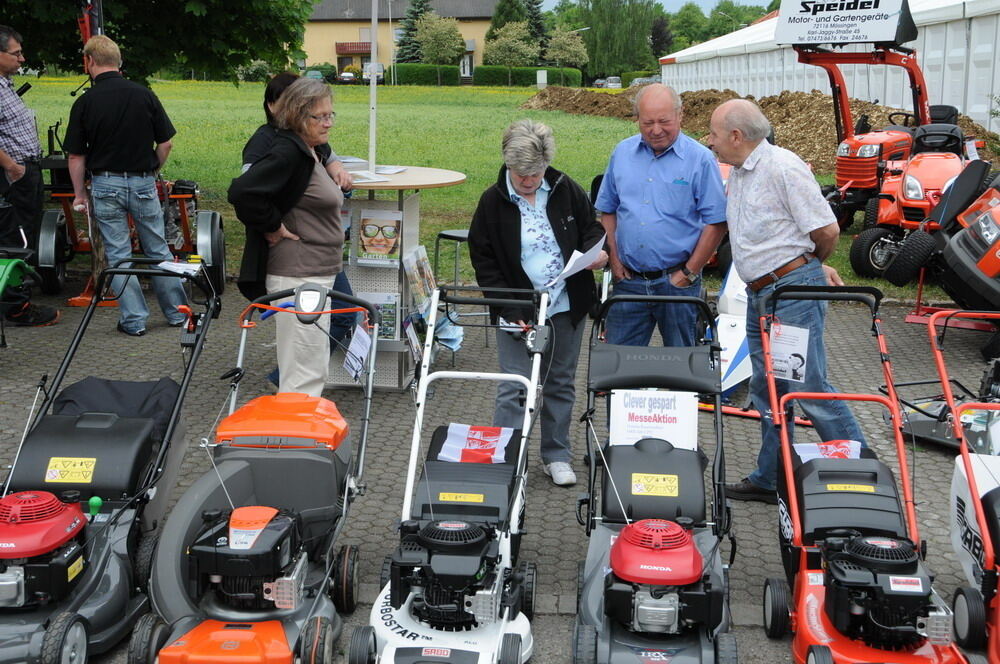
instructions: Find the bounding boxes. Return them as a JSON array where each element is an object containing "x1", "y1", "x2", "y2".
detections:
[
  {"x1": 468, "y1": 119, "x2": 607, "y2": 487},
  {"x1": 228, "y1": 77, "x2": 344, "y2": 396}
]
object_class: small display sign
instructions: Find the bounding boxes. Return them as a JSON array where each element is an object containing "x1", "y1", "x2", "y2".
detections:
[{"x1": 775, "y1": 0, "x2": 906, "y2": 45}]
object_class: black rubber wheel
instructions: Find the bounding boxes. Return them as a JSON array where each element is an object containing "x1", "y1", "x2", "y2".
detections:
[
  {"x1": 36, "y1": 263, "x2": 66, "y2": 296},
  {"x1": 347, "y1": 625, "x2": 376, "y2": 664},
  {"x1": 863, "y1": 196, "x2": 880, "y2": 229},
  {"x1": 884, "y1": 229, "x2": 937, "y2": 286},
  {"x1": 134, "y1": 531, "x2": 158, "y2": 591},
  {"x1": 952, "y1": 585, "x2": 987, "y2": 650},
  {"x1": 576, "y1": 560, "x2": 586, "y2": 611},
  {"x1": 498, "y1": 633, "x2": 521, "y2": 664},
  {"x1": 850, "y1": 226, "x2": 899, "y2": 278},
  {"x1": 195, "y1": 210, "x2": 226, "y2": 296},
  {"x1": 805, "y1": 645, "x2": 834, "y2": 664},
  {"x1": 126, "y1": 612, "x2": 170, "y2": 664},
  {"x1": 299, "y1": 615, "x2": 335, "y2": 664},
  {"x1": 763, "y1": 577, "x2": 791, "y2": 638},
  {"x1": 379, "y1": 552, "x2": 393, "y2": 590},
  {"x1": 40, "y1": 612, "x2": 88, "y2": 664},
  {"x1": 980, "y1": 359, "x2": 1000, "y2": 397},
  {"x1": 715, "y1": 631, "x2": 738, "y2": 664},
  {"x1": 518, "y1": 561, "x2": 537, "y2": 620},
  {"x1": 332, "y1": 544, "x2": 360, "y2": 614},
  {"x1": 35, "y1": 210, "x2": 69, "y2": 295},
  {"x1": 572, "y1": 621, "x2": 598, "y2": 664}
]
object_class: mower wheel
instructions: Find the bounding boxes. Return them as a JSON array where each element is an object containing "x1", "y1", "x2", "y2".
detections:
[
  {"x1": 347, "y1": 626, "x2": 376, "y2": 664},
  {"x1": 715, "y1": 632, "x2": 738, "y2": 664},
  {"x1": 127, "y1": 613, "x2": 170, "y2": 664},
  {"x1": 762, "y1": 577, "x2": 791, "y2": 638},
  {"x1": 519, "y1": 561, "x2": 537, "y2": 620},
  {"x1": 863, "y1": 197, "x2": 880, "y2": 229},
  {"x1": 979, "y1": 360, "x2": 1000, "y2": 398},
  {"x1": 498, "y1": 633, "x2": 521, "y2": 664},
  {"x1": 573, "y1": 622, "x2": 598, "y2": 664},
  {"x1": 36, "y1": 209, "x2": 69, "y2": 295},
  {"x1": 952, "y1": 586, "x2": 987, "y2": 650},
  {"x1": 195, "y1": 210, "x2": 226, "y2": 297},
  {"x1": 134, "y1": 531, "x2": 159, "y2": 591},
  {"x1": 805, "y1": 645, "x2": 834, "y2": 664},
  {"x1": 576, "y1": 560, "x2": 586, "y2": 611},
  {"x1": 850, "y1": 226, "x2": 898, "y2": 278},
  {"x1": 332, "y1": 544, "x2": 360, "y2": 614},
  {"x1": 300, "y1": 616, "x2": 334, "y2": 664},
  {"x1": 41, "y1": 612, "x2": 88, "y2": 664},
  {"x1": 884, "y1": 229, "x2": 936, "y2": 286},
  {"x1": 379, "y1": 552, "x2": 393, "y2": 590}
]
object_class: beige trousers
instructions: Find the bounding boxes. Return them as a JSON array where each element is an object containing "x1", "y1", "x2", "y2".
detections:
[{"x1": 265, "y1": 273, "x2": 337, "y2": 397}]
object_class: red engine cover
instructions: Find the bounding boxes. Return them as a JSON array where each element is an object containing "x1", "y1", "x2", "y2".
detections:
[
  {"x1": 610, "y1": 519, "x2": 703, "y2": 586},
  {"x1": 0, "y1": 491, "x2": 85, "y2": 559}
]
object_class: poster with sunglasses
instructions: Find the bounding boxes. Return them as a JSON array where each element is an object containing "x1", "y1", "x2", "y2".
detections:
[{"x1": 355, "y1": 208, "x2": 402, "y2": 267}]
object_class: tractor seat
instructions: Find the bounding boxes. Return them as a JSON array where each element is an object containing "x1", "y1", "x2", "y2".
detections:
[
  {"x1": 928, "y1": 159, "x2": 993, "y2": 231},
  {"x1": 588, "y1": 343, "x2": 720, "y2": 394},
  {"x1": 930, "y1": 104, "x2": 960, "y2": 125},
  {"x1": 912, "y1": 123, "x2": 965, "y2": 156}
]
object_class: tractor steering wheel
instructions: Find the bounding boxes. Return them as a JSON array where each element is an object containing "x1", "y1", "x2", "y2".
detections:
[
  {"x1": 915, "y1": 130, "x2": 963, "y2": 153},
  {"x1": 887, "y1": 111, "x2": 917, "y2": 128}
]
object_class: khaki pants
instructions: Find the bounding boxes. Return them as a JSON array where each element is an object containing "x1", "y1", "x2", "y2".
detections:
[{"x1": 265, "y1": 273, "x2": 337, "y2": 397}]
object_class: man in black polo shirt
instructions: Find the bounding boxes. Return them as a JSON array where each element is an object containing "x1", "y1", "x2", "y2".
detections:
[{"x1": 65, "y1": 34, "x2": 186, "y2": 336}]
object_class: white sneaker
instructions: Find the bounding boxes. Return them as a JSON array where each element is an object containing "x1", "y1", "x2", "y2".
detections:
[{"x1": 543, "y1": 461, "x2": 577, "y2": 486}]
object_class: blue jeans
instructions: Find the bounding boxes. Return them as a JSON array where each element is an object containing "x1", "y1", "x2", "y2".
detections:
[
  {"x1": 745, "y1": 258, "x2": 866, "y2": 490},
  {"x1": 91, "y1": 174, "x2": 187, "y2": 332},
  {"x1": 606, "y1": 274, "x2": 702, "y2": 347}
]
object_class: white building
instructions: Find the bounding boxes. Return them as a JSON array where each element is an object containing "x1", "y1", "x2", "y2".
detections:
[{"x1": 659, "y1": 0, "x2": 1000, "y2": 133}]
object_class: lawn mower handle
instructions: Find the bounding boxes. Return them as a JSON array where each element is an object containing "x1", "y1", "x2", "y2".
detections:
[
  {"x1": 595, "y1": 294, "x2": 715, "y2": 326},
  {"x1": 243, "y1": 287, "x2": 382, "y2": 326},
  {"x1": 438, "y1": 284, "x2": 541, "y2": 311},
  {"x1": 761, "y1": 285, "x2": 882, "y2": 315},
  {"x1": 100, "y1": 257, "x2": 218, "y2": 302}
]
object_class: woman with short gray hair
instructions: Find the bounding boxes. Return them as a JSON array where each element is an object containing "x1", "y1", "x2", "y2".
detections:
[{"x1": 468, "y1": 119, "x2": 608, "y2": 486}]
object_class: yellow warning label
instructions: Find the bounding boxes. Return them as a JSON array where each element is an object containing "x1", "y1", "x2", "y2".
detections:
[
  {"x1": 826, "y1": 483, "x2": 875, "y2": 493},
  {"x1": 438, "y1": 492, "x2": 484, "y2": 503},
  {"x1": 67, "y1": 557, "x2": 83, "y2": 581},
  {"x1": 45, "y1": 457, "x2": 97, "y2": 484},
  {"x1": 631, "y1": 473, "x2": 679, "y2": 497}
]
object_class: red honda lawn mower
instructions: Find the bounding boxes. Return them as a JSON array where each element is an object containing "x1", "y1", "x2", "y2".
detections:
[{"x1": 759, "y1": 285, "x2": 967, "y2": 664}]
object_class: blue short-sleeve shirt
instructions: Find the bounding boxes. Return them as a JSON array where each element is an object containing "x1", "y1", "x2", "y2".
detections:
[{"x1": 595, "y1": 132, "x2": 727, "y2": 272}]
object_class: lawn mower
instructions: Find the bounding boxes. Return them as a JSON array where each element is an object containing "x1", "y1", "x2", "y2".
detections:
[
  {"x1": 924, "y1": 309, "x2": 1000, "y2": 664},
  {"x1": 759, "y1": 285, "x2": 966, "y2": 664},
  {"x1": 573, "y1": 294, "x2": 736, "y2": 664},
  {"x1": 134, "y1": 283, "x2": 380, "y2": 664},
  {"x1": 0, "y1": 260, "x2": 219, "y2": 664},
  {"x1": 0, "y1": 246, "x2": 40, "y2": 348},
  {"x1": 349, "y1": 285, "x2": 549, "y2": 664}
]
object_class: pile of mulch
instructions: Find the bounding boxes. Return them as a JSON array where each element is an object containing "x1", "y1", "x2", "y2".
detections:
[{"x1": 522, "y1": 86, "x2": 998, "y2": 172}]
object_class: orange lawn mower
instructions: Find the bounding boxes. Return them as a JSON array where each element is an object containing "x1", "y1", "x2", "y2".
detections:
[{"x1": 757, "y1": 285, "x2": 968, "y2": 664}]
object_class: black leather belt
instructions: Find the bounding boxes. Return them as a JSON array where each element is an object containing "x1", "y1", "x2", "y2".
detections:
[
  {"x1": 629, "y1": 262, "x2": 686, "y2": 280},
  {"x1": 92, "y1": 170, "x2": 154, "y2": 178}
]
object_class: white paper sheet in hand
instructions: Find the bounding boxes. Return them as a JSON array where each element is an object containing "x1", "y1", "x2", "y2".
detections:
[{"x1": 544, "y1": 233, "x2": 606, "y2": 288}]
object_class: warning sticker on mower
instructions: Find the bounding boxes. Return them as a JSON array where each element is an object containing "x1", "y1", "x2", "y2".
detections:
[
  {"x1": 889, "y1": 576, "x2": 924, "y2": 593},
  {"x1": 45, "y1": 457, "x2": 96, "y2": 483},
  {"x1": 631, "y1": 473, "x2": 678, "y2": 497},
  {"x1": 825, "y1": 483, "x2": 875, "y2": 493},
  {"x1": 438, "y1": 492, "x2": 484, "y2": 503},
  {"x1": 67, "y1": 556, "x2": 83, "y2": 581}
]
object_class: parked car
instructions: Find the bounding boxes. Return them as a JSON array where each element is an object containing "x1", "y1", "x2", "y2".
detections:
[
  {"x1": 629, "y1": 74, "x2": 662, "y2": 87},
  {"x1": 592, "y1": 78, "x2": 607, "y2": 88},
  {"x1": 362, "y1": 63, "x2": 385, "y2": 84},
  {"x1": 337, "y1": 71, "x2": 357, "y2": 84},
  {"x1": 304, "y1": 70, "x2": 326, "y2": 81},
  {"x1": 606, "y1": 76, "x2": 622, "y2": 89}
]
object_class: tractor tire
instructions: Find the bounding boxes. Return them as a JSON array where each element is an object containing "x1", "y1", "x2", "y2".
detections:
[
  {"x1": 806, "y1": 645, "x2": 834, "y2": 664},
  {"x1": 573, "y1": 622, "x2": 598, "y2": 664},
  {"x1": 883, "y1": 229, "x2": 937, "y2": 286},
  {"x1": 41, "y1": 612, "x2": 88, "y2": 664},
  {"x1": 952, "y1": 586, "x2": 987, "y2": 650},
  {"x1": 850, "y1": 226, "x2": 899, "y2": 278},
  {"x1": 715, "y1": 632, "x2": 738, "y2": 664},
  {"x1": 497, "y1": 633, "x2": 521, "y2": 664},
  {"x1": 299, "y1": 616, "x2": 335, "y2": 664},
  {"x1": 332, "y1": 544, "x2": 360, "y2": 614},
  {"x1": 863, "y1": 197, "x2": 880, "y2": 229},
  {"x1": 347, "y1": 626, "x2": 376, "y2": 664},
  {"x1": 763, "y1": 577, "x2": 791, "y2": 638},
  {"x1": 127, "y1": 613, "x2": 170, "y2": 664}
]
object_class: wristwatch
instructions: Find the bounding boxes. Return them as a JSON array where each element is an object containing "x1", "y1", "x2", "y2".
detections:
[{"x1": 680, "y1": 266, "x2": 697, "y2": 282}]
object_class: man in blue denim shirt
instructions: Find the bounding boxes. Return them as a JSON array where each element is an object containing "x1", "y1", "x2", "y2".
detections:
[
  {"x1": 65, "y1": 35, "x2": 187, "y2": 337},
  {"x1": 595, "y1": 84, "x2": 727, "y2": 347},
  {"x1": 708, "y1": 99, "x2": 866, "y2": 504}
]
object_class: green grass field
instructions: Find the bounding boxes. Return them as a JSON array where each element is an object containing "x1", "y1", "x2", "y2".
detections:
[{"x1": 21, "y1": 76, "x2": 943, "y2": 301}]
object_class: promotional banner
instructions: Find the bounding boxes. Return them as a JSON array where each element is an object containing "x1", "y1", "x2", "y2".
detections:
[
  {"x1": 609, "y1": 390, "x2": 698, "y2": 450},
  {"x1": 775, "y1": 0, "x2": 906, "y2": 44}
]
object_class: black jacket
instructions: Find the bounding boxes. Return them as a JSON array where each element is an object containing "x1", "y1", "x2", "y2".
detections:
[
  {"x1": 468, "y1": 165, "x2": 603, "y2": 324},
  {"x1": 241, "y1": 123, "x2": 333, "y2": 168},
  {"x1": 228, "y1": 130, "x2": 325, "y2": 300}
]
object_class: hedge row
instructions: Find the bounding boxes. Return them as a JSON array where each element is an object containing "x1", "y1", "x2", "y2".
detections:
[
  {"x1": 472, "y1": 65, "x2": 581, "y2": 87},
  {"x1": 622, "y1": 70, "x2": 658, "y2": 87},
  {"x1": 387, "y1": 63, "x2": 461, "y2": 85}
]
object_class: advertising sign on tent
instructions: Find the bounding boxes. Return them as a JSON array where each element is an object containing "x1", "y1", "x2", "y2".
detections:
[{"x1": 775, "y1": 0, "x2": 908, "y2": 45}]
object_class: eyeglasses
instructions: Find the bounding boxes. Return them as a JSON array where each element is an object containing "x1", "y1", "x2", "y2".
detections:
[
  {"x1": 362, "y1": 224, "x2": 398, "y2": 239},
  {"x1": 309, "y1": 112, "x2": 336, "y2": 124},
  {"x1": 3, "y1": 50, "x2": 24, "y2": 58}
]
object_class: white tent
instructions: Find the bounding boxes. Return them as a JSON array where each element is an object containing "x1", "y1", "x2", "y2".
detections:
[{"x1": 660, "y1": 0, "x2": 1000, "y2": 132}]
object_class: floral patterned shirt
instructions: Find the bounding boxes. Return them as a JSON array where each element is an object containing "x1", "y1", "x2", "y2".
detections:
[{"x1": 506, "y1": 172, "x2": 569, "y2": 316}]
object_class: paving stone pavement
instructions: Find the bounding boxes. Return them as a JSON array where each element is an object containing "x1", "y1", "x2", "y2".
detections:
[{"x1": 0, "y1": 277, "x2": 990, "y2": 663}]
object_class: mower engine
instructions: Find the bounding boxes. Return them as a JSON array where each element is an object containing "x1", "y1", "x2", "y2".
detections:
[
  {"x1": 189, "y1": 506, "x2": 307, "y2": 611},
  {"x1": 605, "y1": 519, "x2": 708, "y2": 634},
  {"x1": 389, "y1": 519, "x2": 501, "y2": 630},
  {"x1": 822, "y1": 534, "x2": 951, "y2": 649},
  {"x1": 0, "y1": 491, "x2": 87, "y2": 608}
]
